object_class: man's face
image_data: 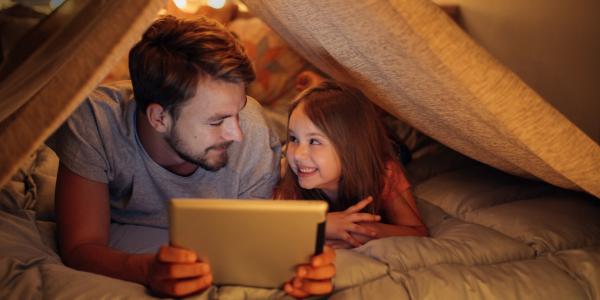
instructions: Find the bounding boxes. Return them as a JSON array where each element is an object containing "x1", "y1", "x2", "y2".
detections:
[{"x1": 165, "y1": 77, "x2": 246, "y2": 171}]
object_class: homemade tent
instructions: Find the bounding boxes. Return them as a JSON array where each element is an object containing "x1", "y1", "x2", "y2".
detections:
[{"x1": 1, "y1": 0, "x2": 599, "y2": 299}]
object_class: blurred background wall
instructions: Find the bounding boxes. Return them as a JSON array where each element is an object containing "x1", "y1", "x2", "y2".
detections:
[{"x1": 435, "y1": 0, "x2": 600, "y2": 143}]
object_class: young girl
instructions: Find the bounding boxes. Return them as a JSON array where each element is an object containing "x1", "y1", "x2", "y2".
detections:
[{"x1": 276, "y1": 81, "x2": 428, "y2": 249}]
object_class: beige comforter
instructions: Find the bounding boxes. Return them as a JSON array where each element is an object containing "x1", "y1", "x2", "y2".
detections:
[{"x1": 1, "y1": 145, "x2": 598, "y2": 299}]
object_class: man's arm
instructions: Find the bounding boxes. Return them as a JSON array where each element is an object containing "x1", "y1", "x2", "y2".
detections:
[{"x1": 55, "y1": 164, "x2": 212, "y2": 297}]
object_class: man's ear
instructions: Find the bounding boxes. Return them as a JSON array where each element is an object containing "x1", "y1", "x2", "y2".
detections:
[{"x1": 146, "y1": 103, "x2": 171, "y2": 133}]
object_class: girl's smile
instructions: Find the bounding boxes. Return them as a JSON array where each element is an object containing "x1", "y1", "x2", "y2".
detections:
[{"x1": 286, "y1": 102, "x2": 342, "y2": 199}]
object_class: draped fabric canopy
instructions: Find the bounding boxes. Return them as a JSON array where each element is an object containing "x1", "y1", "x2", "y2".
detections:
[
  {"x1": 0, "y1": 0, "x2": 598, "y2": 198},
  {"x1": 245, "y1": 0, "x2": 600, "y2": 198},
  {"x1": 0, "y1": 0, "x2": 164, "y2": 188}
]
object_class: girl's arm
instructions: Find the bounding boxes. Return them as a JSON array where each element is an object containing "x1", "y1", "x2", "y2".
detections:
[
  {"x1": 372, "y1": 161, "x2": 429, "y2": 237},
  {"x1": 357, "y1": 221, "x2": 427, "y2": 239},
  {"x1": 377, "y1": 188, "x2": 428, "y2": 237}
]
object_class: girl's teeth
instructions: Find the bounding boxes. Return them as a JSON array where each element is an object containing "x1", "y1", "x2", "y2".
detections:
[{"x1": 300, "y1": 167, "x2": 316, "y2": 173}]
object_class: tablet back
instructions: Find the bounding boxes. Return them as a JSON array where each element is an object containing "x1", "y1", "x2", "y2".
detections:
[{"x1": 169, "y1": 199, "x2": 327, "y2": 288}]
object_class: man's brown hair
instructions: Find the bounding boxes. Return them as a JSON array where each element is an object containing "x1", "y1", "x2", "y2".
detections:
[
  {"x1": 129, "y1": 15, "x2": 255, "y2": 118},
  {"x1": 276, "y1": 81, "x2": 396, "y2": 213}
]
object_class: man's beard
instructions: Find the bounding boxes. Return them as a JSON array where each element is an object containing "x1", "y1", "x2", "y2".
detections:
[{"x1": 165, "y1": 130, "x2": 233, "y2": 172}]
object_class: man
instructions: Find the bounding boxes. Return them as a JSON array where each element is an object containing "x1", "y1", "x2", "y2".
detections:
[{"x1": 48, "y1": 16, "x2": 335, "y2": 298}]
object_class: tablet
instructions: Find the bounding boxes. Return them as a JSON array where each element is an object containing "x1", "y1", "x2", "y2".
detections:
[{"x1": 168, "y1": 198, "x2": 328, "y2": 288}]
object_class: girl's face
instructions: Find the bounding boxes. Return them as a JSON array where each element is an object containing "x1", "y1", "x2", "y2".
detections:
[{"x1": 286, "y1": 103, "x2": 342, "y2": 199}]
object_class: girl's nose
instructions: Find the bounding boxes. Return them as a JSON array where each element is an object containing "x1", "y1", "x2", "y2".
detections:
[{"x1": 294, "y1": 142, "x2": 310, "y2": 159}]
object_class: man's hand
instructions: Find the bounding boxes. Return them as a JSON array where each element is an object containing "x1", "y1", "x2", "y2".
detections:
[
  {"x1": 146, "y1": 245, "x2": 213, "y2": 297},
  {"x1": 325, "y1": 196, "x2": 381, "y2": 247},
  {"x1": 284, "y1": 246, "x2": 336, "y2": 299}
]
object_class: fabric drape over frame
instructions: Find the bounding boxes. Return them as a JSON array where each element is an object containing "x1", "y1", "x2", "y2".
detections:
[
  {"x1": 244, "y1": 0, "x2": 600, "y2": 198},
  {"x1": 0, "y1": 0, "x2": 164, "y2": 188}
]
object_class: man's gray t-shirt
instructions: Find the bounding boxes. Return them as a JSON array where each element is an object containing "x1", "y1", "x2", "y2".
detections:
[{"x1": 48, "y1": 81, "x2": 281, "y2": 230}]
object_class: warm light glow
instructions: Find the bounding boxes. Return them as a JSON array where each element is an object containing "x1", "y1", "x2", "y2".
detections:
[
  {"x1": 173, "y1": 0, "x2": 201, "y2": 14},
  {"x1": 207, "y1": 0, "x2": 226, "y2": 9},
  {"x1": 171, "y1": 0, "x2": 228, "y2": 13},
  {"x1": 237, "y1": 2, "x2": 248, "y2": 13},
  {"x1": 173, "y1": 0, "x2": 188, "y2": 10}
]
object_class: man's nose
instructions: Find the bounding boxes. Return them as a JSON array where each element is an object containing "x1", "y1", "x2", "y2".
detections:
[{"x1": 223, "y1": 119, "x2": 243, "y2": 143}]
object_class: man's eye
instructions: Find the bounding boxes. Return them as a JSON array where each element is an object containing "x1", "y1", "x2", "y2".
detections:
[{"x1": 210, "y1": 120, "x2": 224, "y2": 126}]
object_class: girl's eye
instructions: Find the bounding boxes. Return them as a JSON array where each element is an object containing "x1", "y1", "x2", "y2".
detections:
[
  {"x1": 309, "y1": 138, "x2": 321, "y2": 145},
  {"x1": 288, "y1": 135, "x2": 298, "y2": 143}
]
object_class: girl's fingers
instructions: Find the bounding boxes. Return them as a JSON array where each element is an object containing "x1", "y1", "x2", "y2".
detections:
[
  {"x1": 347, "y1": 213, "x2": 381, "y2": 223},
  {"x1": 326, "y1": 239, "x2": 351, "y2": 249},
  {"x1": 347, "y1": 223, "x2": 377, "y2": 237},
  {"x1": 341, "y1": 232, "x2": 362, "y2": 247},
  {"x1": 345, "y1": 196, "x2": 373, "y2": 213}
]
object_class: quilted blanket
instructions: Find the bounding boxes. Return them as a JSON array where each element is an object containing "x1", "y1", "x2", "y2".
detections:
[{"x1": 1, "y1": 145, "x2": 599, "y2": 299}]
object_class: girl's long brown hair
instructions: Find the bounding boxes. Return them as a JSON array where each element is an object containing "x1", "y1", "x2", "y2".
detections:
[{"x1": 276, "y1": 81, "x2": 397, "y2": 214}]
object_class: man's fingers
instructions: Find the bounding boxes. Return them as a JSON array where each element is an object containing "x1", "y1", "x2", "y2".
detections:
[
  {"x1": 158, "y1": 245, "x2": 197, "y2": 263},
  {"x1": 297, "y1": 279, "x2": 334, "y2": 296},
  {"x1": 296, "y1": 264, "x2": 336, "y2": 280},
  {"x1": 311, "y1": 245, "x2": 336, "y2": 267},
  {"x1": 345, "y1": 196, "x2": 373, "y2": 213},
  {"x1": 284, "y1": 282, "x2": 310, "y2": 299},
  {"x1": 153, "y1": 274, "x2": 213, "y2": 297},
  {"x1": 347, "y1": 213, "x2": 381, "y2": 223},
  {"x1": 154, "y1": 262, "x2": 211, "y2": 280},
  {"x1": 173, "y1": 274, "x2": 213, "y2": 296}
]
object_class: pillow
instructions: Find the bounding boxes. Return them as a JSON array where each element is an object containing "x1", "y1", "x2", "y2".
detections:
[
  {"x1": 228, "y1": 17, "x2": 308, "y2": 106},
  {"x1": 1, "y1": 145, "x2": 58, "y2": 221},
  {"x1": 465, "y1": 194, "x2": 600, "y2": 254}
]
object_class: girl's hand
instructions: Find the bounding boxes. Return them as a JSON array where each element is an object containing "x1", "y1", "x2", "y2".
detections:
[
  {"x1": 325, "y1": 239, "x2": 353, "y2": 249},
  {"x1": 325, "y1": 196, "x2": 381, "y2": 247}
]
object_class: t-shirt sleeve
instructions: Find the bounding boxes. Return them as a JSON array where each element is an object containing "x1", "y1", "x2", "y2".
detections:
[
  {"x1": 47, "y1": 98, "x2": 110, "y2": 183},
  {"x1": 241, "y1": 132, "x2": 281, "y2": 199}
]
